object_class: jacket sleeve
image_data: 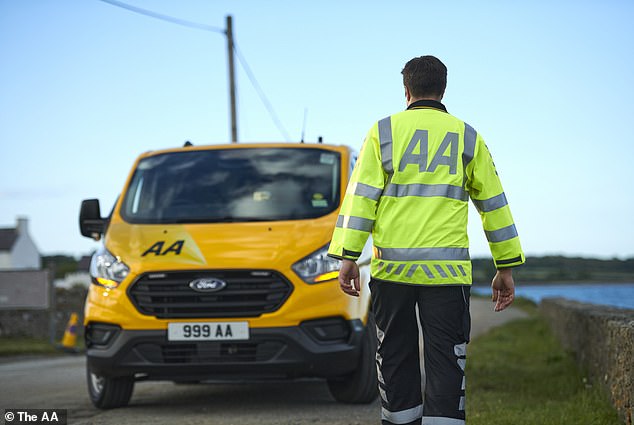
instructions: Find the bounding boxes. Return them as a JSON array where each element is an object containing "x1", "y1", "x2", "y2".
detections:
[
  {"x1": 466, "y1": 134, "x2": 525, "y2": 269},
  {"x1": 328, "y1": 123, "x2": 386, "y2": 261}
]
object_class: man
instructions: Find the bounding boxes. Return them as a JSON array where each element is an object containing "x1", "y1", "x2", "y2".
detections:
[{"x1": 328, "y1": 56, "x2": 524, "y2": 425}]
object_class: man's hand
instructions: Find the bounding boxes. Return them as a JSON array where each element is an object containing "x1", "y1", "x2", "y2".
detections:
[
  {"x1": 491, "y1": 268, "x2": 515, "y2": 312},
  {"x1": 338, "y1": 259, "x2": 360, "y2": 297}
]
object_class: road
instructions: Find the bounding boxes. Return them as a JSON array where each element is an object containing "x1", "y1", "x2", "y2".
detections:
[{"x1": 0, "y1": 299, "x2": 526, "y2": 425}]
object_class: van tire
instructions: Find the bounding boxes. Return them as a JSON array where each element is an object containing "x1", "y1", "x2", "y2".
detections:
[
  {"x1": 86, "y1": 364, "x2": 134, "y2": 409},
  {"x1": 327, "y1": 314, "x2": 378, "y2": 404}
]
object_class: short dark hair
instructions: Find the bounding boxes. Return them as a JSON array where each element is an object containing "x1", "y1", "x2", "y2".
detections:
[{"x1": 401, "y1": 56, "x2": 447, "y2": 99}]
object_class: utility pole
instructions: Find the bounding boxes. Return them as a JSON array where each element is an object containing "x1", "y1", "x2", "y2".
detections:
[{"x1": 226, "y1": 15, "x2": 238, "y2": 143}]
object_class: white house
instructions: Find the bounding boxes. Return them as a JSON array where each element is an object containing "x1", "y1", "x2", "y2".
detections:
[{"x1": 0, "y1": 217, "x2": 41, "y2": 270}]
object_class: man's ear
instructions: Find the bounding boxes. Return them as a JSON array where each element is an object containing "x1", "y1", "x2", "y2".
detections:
[{"x1": 405, "y1": 86, "x2": 411, "y2": 102}]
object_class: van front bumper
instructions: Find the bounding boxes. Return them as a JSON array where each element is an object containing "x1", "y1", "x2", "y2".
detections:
[{"x1": 85, "y1": 319, "x2": 365, "y2": 381}]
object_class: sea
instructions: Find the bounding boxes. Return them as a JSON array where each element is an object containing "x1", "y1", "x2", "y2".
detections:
[{"x1": 472, "y1": 282, "x2": 634, "y2": 310}]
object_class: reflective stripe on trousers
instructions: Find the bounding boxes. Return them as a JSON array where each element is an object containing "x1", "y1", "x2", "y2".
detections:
[{"x1": 382, "y1": 405, "x2": 424, "y2": 424}]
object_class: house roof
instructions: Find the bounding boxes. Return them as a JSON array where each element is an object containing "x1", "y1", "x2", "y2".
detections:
[{"x1": 0, "y1": 228, "x2": 18, "y2": 251}]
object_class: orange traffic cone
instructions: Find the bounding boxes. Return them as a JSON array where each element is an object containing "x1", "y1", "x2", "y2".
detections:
[{"x1": 59, "y1": 312, "x2": 80, "y2": 353}]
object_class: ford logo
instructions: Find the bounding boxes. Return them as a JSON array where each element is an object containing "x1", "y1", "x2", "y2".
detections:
[{"x1": 189, "y1": 278, "x2": 227, "y2": 293}]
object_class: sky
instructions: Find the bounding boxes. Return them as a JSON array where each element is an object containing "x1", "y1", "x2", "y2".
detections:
[{"x1": 1, "y1": 0, "x2": 633, "y2": 260}]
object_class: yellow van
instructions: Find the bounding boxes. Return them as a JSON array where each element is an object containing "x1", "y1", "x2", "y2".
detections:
[{"x1": 79, "y1": 143, "x2": 376, "y2": 409}]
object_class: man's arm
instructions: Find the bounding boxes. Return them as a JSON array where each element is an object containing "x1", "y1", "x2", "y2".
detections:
[
  {"x1": 328, "y1": 123, "x2": 386, "y2": 295},
  {"x1": 467, "y1": 135, "x2": 524, "y2": 268},
  {"x1": 465, "y1": 131, "x2": 524, "y2": 308}
]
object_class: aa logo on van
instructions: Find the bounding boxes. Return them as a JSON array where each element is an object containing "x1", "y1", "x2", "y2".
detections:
[
  {"x1": 135, "y1": 229, "x2": 206, "y2": 265},
  {"x1": 142, "y1": 240, "x2": 185, "y2": 256}
]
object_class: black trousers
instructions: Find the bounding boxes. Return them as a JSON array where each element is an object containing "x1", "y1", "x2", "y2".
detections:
[{"x1": 370, "y1": 279, "x2": 471, "y2": 425}]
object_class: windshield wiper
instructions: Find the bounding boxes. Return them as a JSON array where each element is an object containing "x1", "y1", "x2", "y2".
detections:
[
  {"x1": 207, "y1": 216, "x2": 275, "y2": 223},
  {"x1": 157, "y1": 216, "x2": 277, "y2": 224}
]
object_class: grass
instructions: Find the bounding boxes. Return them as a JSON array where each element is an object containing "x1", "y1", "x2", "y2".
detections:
[
  {"x1": 0, "y1": 336, "x2": 59, "y2": 356},
  {"x1": 467, "y1": 306, "x2": 621, "y2": 424}
]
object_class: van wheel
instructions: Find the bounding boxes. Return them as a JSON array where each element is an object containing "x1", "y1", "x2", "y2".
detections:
[
  {"x1": 327, "y1": 314, "x2": 378, "y2": 404},
  {"x1": 86, "y1": 364, "x2": 134, "y2": 409}
]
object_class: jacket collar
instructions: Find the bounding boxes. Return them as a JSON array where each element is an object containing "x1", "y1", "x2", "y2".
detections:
[{"x1": 406, "y1": 99, "x2": 448, "y2": 113}]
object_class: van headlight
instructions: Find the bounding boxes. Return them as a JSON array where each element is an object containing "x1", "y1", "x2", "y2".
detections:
[
  {"x1": 292, "y1": 245, "x2": 341, "y2": 284},
  {"x1": 90, "y1": 245, "x2": 130, "y2": 289}
]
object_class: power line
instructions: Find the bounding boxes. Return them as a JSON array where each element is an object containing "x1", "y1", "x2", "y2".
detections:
[
  {"x1": 233, "y1": 42, "x2": 291, "y2": 142},
  {"x1": 97, "y1": 0, "x2": 224, "y2": 33},
  {"x1": 96, "y1": 0, "x2": 291, "y2": 142}
]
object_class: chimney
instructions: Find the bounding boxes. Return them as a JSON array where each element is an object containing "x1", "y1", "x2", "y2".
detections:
[{"x1": 16, "y1": 217, "x2": 28, "y2": 235}]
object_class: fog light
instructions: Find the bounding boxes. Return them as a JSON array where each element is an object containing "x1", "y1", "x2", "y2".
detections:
[
  {"x1": 86, "y1": 323, "x2": 120, "y2": 348},
  {"x1": 301, "y1": 317, "x2": 350, "y2": 343}
]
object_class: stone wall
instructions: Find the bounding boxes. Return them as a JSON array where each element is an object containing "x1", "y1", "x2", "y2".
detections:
[
  {"x1": 540, "y1": 298, "x2": 634, "y2": 424},
  {"x1": 0, "y1": 286, "x2": 87, "y2": 342}
]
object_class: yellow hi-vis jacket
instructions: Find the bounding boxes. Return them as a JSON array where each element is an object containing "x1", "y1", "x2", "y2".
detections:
[{"x1": 328, "y1": 100, "x2": 524, "y2": 285}]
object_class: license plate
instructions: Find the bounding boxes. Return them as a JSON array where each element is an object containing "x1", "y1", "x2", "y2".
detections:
[{"x1": 167, "y1": 322, "x2": 249, "y2": 341}]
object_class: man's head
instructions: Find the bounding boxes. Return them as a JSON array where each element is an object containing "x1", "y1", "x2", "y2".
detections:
[{"x1": 401, "y1": 56, "x2": 447, "y2": 103}]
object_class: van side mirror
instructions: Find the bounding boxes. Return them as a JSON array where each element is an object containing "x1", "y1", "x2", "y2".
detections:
[{"x1": 79, "y1": 199, "x2": 105, "y2": 240}]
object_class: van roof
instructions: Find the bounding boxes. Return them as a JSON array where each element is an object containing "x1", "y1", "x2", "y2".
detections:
[{"x1": 138, "y1": 142, "x2": 351, "y2": 159}]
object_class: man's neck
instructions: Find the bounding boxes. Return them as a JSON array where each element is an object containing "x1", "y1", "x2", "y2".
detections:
[
  {"x1": 407, "y1": 96, "x2": 442, "y2": 107},
  {"x1": 406, "y1": 99, "x2": 448, "y2": 113}
]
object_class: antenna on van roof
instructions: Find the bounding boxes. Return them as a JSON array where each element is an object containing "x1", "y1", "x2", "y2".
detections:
[
  {"x1": 300, "y1": 108, "x2": 308, "y2": 143},
  {"x1": 184, "y1": 141, "x2": 193, "y2": 147},
  {"x1": 318, "y1": 136, "x2": 323, "y2": 144}
]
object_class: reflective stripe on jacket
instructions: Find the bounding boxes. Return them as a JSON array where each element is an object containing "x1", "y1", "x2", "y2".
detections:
[{"x1": 328, "y1": 100, "x2": 524, "y2": 285}]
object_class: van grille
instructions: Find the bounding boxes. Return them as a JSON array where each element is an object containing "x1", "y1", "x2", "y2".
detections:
[{"x1": 127, "y1": 270, "x2": 293, "y2": 319}]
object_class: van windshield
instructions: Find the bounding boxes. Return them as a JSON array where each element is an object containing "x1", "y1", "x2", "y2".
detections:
[{"x1": 120, "y1": 148, "x2": 341, "y2": 223}]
